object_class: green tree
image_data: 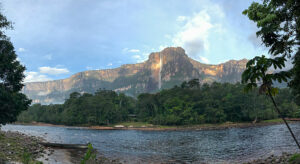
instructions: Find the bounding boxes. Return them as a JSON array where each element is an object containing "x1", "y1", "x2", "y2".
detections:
[
  {"x1": 243, "y1": 0, "x2": 300, "y2": 149},
  {"x1": 187, "y1": 79, "x2": 200, "y2": 89},
  {"x1": 243, "y1": 0, "x2": 300, "y2": 104},
  {"x1": 242, "y1": 55, "x2": 300, "y2": 149},
  {"x1": 0, "y1": 10, "x2": 31, "y2": 125},
  {"x1": 17, "y1": 80, "x2": 299, "y2": 126}
]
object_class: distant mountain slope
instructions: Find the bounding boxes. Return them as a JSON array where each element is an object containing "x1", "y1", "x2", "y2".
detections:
[{"x1": 22, "y1": 47, "x2": 248, "y2": 104}]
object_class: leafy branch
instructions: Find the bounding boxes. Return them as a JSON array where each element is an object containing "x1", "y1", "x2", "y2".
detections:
[{"x1": 242, "y1": 55, "x2": 300, "y2": 149}]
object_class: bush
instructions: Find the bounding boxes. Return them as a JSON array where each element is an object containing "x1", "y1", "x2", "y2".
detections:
[{"x1": 289, "y1": 154, "x2": 300, "y2": 164}]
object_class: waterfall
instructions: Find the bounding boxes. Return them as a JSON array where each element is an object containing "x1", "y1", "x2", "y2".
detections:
[{"x1": 158, "y1": 53, "x2": 162, "y2": 89}]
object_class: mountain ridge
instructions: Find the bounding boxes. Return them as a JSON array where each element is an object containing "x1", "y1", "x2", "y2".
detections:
[{"x1": 22, "y1": 47, "x2": 248, "y2": 104}]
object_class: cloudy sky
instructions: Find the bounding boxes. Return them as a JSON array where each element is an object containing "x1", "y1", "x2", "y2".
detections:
[{"x1": 1, "y1": 0, "x2": 265, "y2": 82}]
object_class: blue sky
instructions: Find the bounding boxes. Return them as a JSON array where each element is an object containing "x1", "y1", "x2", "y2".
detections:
[{"x1": 1, "y1": 0, "x2": 265, "y2": 82}]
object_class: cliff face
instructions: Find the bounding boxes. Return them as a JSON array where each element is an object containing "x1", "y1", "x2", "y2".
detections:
[{"x1": 22, "y1": 47, "x2": 247, "y2": 104}]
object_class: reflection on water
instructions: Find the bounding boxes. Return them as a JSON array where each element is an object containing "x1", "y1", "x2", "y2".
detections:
[{"x1": 2, "y1": 123, "x2": 300, "y2": 163}]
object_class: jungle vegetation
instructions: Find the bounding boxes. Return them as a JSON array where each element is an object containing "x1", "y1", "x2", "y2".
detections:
[{"x1": 17, "y1": 79, "x2": 300, "y2": 126}]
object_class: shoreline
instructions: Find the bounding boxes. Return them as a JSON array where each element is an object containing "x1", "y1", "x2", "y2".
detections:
[
  {"x1": 0, "y1": 130, "x2": 47, "y2": 163},
  {"x1": 12, "y1": 119, "x2": 291, "y2": 131},
  {"x1": 1, "y1": 130, "x2": 298, "y2": 164},
  {"x1": 3, "y1": 123, "x2": 300, "y2": 163},
  {"x1": 0, "y1": 130, "x2": 102, "y2": 164}
]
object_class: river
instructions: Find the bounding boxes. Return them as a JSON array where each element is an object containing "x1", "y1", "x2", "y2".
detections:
[{"x1": 2, "y1": 123, "x2": 300, "y2": 163}]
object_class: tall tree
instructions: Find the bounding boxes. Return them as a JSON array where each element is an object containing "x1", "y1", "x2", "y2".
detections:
[
  {"x1": 0, "y1": 10, "x2": 31, "y2": 125},
  {"x1": 242, "y1": 0, "x2": 300, "y2": 149},
  {"x1": 243, "y1": 0, "x2": 300, "y2": 104},
  {"x1": 242, "y1": 55, "x2": 300, "y2": 149}
]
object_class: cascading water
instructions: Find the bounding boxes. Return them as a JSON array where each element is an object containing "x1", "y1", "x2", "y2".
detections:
[{"x1": 158, "y1": 53, "x2": 162, "y2": 89}]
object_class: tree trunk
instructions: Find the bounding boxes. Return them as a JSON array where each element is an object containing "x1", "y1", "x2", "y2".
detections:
[{"x1": 267, "y1": 87, "x2": 300, "y2": 150}]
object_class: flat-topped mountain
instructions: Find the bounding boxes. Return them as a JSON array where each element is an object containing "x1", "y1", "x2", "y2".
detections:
[{"x1": 22, "y1": 47, "x2": 248, "y2": 104}]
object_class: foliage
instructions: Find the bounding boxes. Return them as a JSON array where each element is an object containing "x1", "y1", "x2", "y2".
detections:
[
  {"x1": 0, "y1": 9, "x2": 31, "y2": 125},
  {"x1": 244, "y1": 0, "x2": 300, "y2": 150},
  {"x1": 0, "y1": 131, "x2": 44, "y2": 164},
  {"x1": 289, "y1": 154, "x2": 300, "y2": 164},
  {"x1": 241, "y1": 55, "x2": 291, "y2": 95},
  {"x1": 21, "y1": 151, "x2": 31, "y2": 164},
  {"x1": 20, "y1": 150, "x2": 43, "y2": 164},
  {"x1": 18, "y1": 89, "x2": 136, "y2": 126},
  {"x1": 137, "y1": 81, "x2": 297, "y2": 125},
  {"x1": 18, "y1": 79, "x2": 299, "y2": 126},
  {"x1": 81, "y1": 143, "x2": 96, "y2": 164},
  {"x1": 290, "y1": 53, "x2": 300, "y2": 105},
  {"x1": 243, "y1": 0, "x2": 300, "y2": 104}
]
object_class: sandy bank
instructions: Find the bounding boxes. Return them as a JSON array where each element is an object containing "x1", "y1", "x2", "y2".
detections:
[{"x1": 14, "y1": 120, "x2": 290, "y2": 131}]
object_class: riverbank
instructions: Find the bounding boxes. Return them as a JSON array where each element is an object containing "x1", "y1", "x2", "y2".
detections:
[
  {"x1": 0, "y1": 130, "x2": 119, "y2": 164},
  {"x1": 245, "y1": 152, "x2": 300, "y2": 164},
  {"x1": 3, "y1": 123, "x2": 300, "y2": 164},
  {"x1": 15, "y1": 119, "x2": 289, "y2": 131},
  {"x1": 0, "y1": 130, "x2": 45, "y2": 163}
]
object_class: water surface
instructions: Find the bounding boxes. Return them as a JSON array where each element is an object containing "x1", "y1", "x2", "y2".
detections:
[{"x1": 2, "y1": 123, "x2": 300, "y2": 163}]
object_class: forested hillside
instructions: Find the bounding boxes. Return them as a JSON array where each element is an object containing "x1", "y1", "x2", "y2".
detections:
[{"x1": 18, "y1": 80, "x2": 300, "y2": 126}]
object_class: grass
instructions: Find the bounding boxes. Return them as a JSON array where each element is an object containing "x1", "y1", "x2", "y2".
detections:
[
  {"x1": 261, "y1": 118, "x2": 283, "y2": 123},
  {"x1": 80, "y1": 143, "x2": 97, "y2": 164},
  {"x1": 289, "y1": 154, "x2": 300, "y2": 164},
  {"x1": 21, "y1": 151, "x2": 32, "y2": 164},
  {"x1": 0, "y1": 134, "x2": 19, "y2": 161},
  {"x1": 0, "y1": 131, "x2": 44, "y2": 163}
]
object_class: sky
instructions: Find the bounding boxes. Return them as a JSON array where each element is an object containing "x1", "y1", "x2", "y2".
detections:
[{"x1": 1, "y1": 0, "x2": 266, "y2": 82}]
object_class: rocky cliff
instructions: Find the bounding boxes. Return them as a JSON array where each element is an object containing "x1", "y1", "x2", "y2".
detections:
[{"x1": 22, "y1": 47, "x2": 248, "y2": 104}]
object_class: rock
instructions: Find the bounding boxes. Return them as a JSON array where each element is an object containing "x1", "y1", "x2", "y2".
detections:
[
  {"x1": 23, "y1": 47, "x2": 248, "y2": 104},
  {"x1": 114, "y1": 125, "x2": 125, "y2": 128},
  {"x1": 246, "y1": 152, "x2": 294, "y2": 164},
  {"x1": 0, "y1": 131, "x2": 46, "y2": 162}
]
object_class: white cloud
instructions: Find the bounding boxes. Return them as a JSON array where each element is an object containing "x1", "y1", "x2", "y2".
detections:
[
  {"x1": 199, "y1": 56, "x2": 210, "y2": 64},
  {"x1": 132, "y1": 55, "x2": 141, "y2": 59},
  {"x1": 122, "y1": 48, "x2": 140, "y2": 53},
  {"x1": 128, "y1": 49, "x2": 140, "y2": 53},
  {"x1": 172, "y1": 11, "x2": 213, "y2": 57},
  {"x1": 176, "y1": 16, "x2": 187, "y2": 22},
  {"x1": 131, "y1": 52, "x2": 148, "y2": 63},
  {"x1": 122, "y1": 47, "x2": 147, "y2": 63},
  {"x1": 24, "y1": 66, "x2": 70, "y2": 82},
  {"x1": 159, "y1": 45, "x2": 168, "y2": 51},
  {"x1": 24, "y1": 72, "x2": 52, "y2": 82},
  {"x1": 18, "y1": 48, "x2": 26, "y2": 52},
  {"x1": 15, "y1": 57, "x2": 26, "y2": 65},
  {"x1": 170, "y1": 5, "x2": 225, "y2": 61},
  {"x1": 86, "y1": 66, "x2": 93, "y2": 70},
  {"x1": 39, "y1": 66, "x2": 69, "y2": 75},
  {"x1": 107, "y1": 63, "x2": 113, "y2": 66}
]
